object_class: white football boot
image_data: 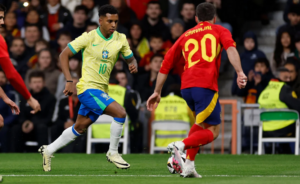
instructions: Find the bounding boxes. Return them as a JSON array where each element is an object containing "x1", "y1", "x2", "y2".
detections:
[
  {"x1": 106, "y1": 152, "x2": 130, "y2": 169},
  {"x1": 38, "y1": 145, "x2": 54, "y2": 172},
  {"x1": 167, "y1": 141, "x2": 185, "y2": 155},
  {"x1": 172, "y1": 145, "x2": 202, "y2": 178}
]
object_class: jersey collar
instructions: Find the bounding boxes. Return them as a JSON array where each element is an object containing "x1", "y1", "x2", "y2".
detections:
[{"x1": 97, "y1": 27, "x2": 114, "y2": 41}]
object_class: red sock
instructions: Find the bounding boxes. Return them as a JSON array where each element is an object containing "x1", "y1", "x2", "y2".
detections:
[
  {"x1": 183, "y1": 129, "x2": 214, "y2": 149},
  {"x1": 186, "y1": 124, "x2": 203, "y2": 161}
]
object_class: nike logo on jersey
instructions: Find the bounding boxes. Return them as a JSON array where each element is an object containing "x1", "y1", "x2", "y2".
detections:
[{"x1": 92, "y1": 44, "x2": 100, "y2": 46}]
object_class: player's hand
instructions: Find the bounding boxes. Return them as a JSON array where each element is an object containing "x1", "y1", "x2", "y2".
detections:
[
  {"x1": 63, "y1": 82, "x2": 74, "y2": 96},
  {"x1": 27, "y1": 96, "x2": 41, "y2": 114},
  {"x1": 147, "y1": 92, "x2": 161, "y2": 111},
  {"x1": 237, "y1": 72, "x2": 247, "y2": 89},
  {"x1": 129, "y1": 63, "x2": 138, "y2": 74},
  {"x1": 3, "y1": 97, "x2": 20, "y2": 115}
]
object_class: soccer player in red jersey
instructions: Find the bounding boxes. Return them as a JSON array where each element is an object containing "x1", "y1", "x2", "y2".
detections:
[
  {"x1": 147, "y1": 3, "x2": 247, "y2": 178},
  {"x1": 0, "y1": 4, "x2": 41, "y2": 130}
]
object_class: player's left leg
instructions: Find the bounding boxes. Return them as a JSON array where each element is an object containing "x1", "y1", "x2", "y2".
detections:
[{"x1": 103, "y1": 101, "x2": 130, "y2": 169}]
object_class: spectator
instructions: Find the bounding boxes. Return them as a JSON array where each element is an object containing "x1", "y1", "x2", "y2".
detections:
[
  {"x1": 23, "y1": 24, "x2": 41, "y2": 59},
  {"x1": 128, "y1": 22, "x2": 150, "y2": 58},
  {"x1": 139, "y1": 33, "x2": 164, "y2": 73},
  {"x1": 25, "y1": 49, "x2": 61, "y2": 95},
  {"x1": 180, "y1": 2, "x2": 196, "y2": 31},
  {"x1": 29, "y1": 0, "x2": 44, "y2": 13},
  {"x1": 40, "y1": 0, "x2": 72, "y2": 40},
  {"x1": 271, "y1": 30, "x2": 295, "y2": 74},
  {"x1": 284, "y1": 0, "x2": 300, "y2": 23},
  {"x1": 135, "y1": 54, "x2": 174, "y2": 102},
  {"x1": 232, "y1": 31, "x2": 266, "y2": 96},
  {"x1": 141, "y1": 1, "x2": 170, "y2": 41},
  {"x1": 27, "y1": 39, "x2": 50, "y2": 69},
  {"x1": 58, "y1": 5, "x2": 88, "y2": 40},
  {"x1": 3, "y1": 12, "x2": 20, "y2": 38},
  {"x1": 284, "y1": 59, "x2": 300, "y2": 97},
  {"x1": 109, "y1": 0, "x2": 137, "y2": 30},
  {"x1": 82, "y1": 0, "x2": 99, "y2": 24},
  {"x1": 8, "y1": 1, "x2": 29, "y2": 28},
  {"x1": 169, "y1": 18, "x2": 184, "y2": 43},
  {"x1": 258, "y1": 67, "x2": 300, "y2": 154},
  {"x1": 20, "y1": 9, "x2": 50, "y2": 41},
  {"x1": 0, "y1": 69, "x2": 18, "y2": 152},
  {"x1": 51, "y1": 76, "x2": 86, "y2": 153},
  {"x1": 115, "y1": 70, "x2": 130, "y2": 89},
  {"x1": 278, "y1": 4, "x2": 300, "y2": 36},
  {"x1": 244, "y1": 58, "x2": 274, "y2": 103},
  {"x1": 86, "y1": 22, "x2": 98, "y2": 33},
  {"x1": 126, "y1": 0, "x2": 152, "y2": 20},
  {"x1": 294, "y1": 32, "x2": 300, "y2": 60},
  {"x1": 9, "y1": 38, "x2": 28, "y2": 78},
  {"x1": 61, "y1": 0, "x2": 81, "y2": 13},
  {"x1": 11, "y1": 70, "x2": 56, "y2": 152},
  {"x1": 159, "y1": 0, "x2": 180, "y2": 25},
  {"x1": 56, "y1": 31, "x2": 72, "y2": 54}
]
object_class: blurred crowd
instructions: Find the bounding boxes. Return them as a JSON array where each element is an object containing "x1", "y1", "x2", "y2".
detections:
[{"x1": 0, "y1": 0, "x2": 299, "y2": 154}]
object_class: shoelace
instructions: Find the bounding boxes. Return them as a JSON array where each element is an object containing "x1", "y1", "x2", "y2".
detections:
[{"x1": 46, "y1": 155, "x2": 54, "y2": 168}]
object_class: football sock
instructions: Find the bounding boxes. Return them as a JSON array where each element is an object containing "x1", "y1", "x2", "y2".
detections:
[
  {"x1": 183, "y1": 129, "x2": 214, "y2": 150},
  {"x1": 186, "y1": 124, "x2": 203, "y2": 161},
  {"x1": 108, "y1": 117, "x2": 125, "y2": 155},
  {"x1": 47, "y1": 124, "x2": 81, "y2": 155},
  {"x1": 185, "y1": 158, "x2": 195, "y2": 167}
]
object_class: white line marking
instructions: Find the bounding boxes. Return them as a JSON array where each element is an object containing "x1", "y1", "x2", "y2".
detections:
[{"x1": 2, "y1": 175, "x2": 300, "y2": 178}]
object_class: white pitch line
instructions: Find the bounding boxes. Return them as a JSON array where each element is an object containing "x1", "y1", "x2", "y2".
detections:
[{"x1": 2, "y1": 175, "x2": 300, "y2": 178}]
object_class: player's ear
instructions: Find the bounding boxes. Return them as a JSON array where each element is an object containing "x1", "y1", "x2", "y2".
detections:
[
  {"x1": 99, "y1": 17, "x2": 102, "y2": 26},
  {"x1": 213, "y1": 16, "x2": 216, "y2": 24},
  {"x1": 195, "y1": 16, "x2": 199, "y2": 24}
]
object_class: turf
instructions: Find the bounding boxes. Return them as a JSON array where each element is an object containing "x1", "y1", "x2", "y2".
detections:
[{"x1": 0, "y1": 154, "x2": 299, "y2": 184}]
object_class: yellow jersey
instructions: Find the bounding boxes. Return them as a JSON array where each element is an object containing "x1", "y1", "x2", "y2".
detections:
[{"x1": 68, "y1": 27, "x2": 133, "y2": 95}]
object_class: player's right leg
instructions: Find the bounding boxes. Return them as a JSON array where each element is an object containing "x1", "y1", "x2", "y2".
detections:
[{"x1": 39, "y1": 115, "x2": 93, "y2": 172}]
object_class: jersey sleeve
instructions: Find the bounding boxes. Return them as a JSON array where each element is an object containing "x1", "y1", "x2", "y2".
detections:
[
  {"x1": 0, "y1": 36, "x2": 9, "y2": 58},
  {"x1": 120, "y1": 35, "x2": 133, "y2": 59},
  {"x1": 160, "y1": 37, "x2": 183, "y2": 74},
  {"x1": 219, "y1": 27, "x2": 236, "y2": 50},
  {"x1": 68, "y1": 32, "x2": 89, "y2": 54}
]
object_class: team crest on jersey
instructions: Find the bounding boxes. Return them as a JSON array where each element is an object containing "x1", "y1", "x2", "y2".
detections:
[
  {"x1": 101, "y1": 93, "x2": 110, "y2": 100},
  {"x1": 102, "y1": 50, "x2": 109, "y2": 59}
]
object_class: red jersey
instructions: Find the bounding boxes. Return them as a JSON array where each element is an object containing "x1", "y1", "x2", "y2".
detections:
[
  {"x1": 160, "y1": 22, "x2": 236, "y2": 92},
  {"x1": 0, "y1": 35, "x2": 31, "y2": 100}
]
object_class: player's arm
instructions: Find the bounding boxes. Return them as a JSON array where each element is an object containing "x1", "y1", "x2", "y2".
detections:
[
  {"x1": 59, "y1": 47, "x2": 74, "y2": 96},
  {"x1": 61, "y1": 32, "x2": 89, "y2": 96},
  {"x1": 219, "y1": 28, "x2": 247, "y2": 89},
  {"x1": 147, "y1": 37, "x2": 182, "y2": 111},
  {"x1": 227, "y1": 47, "x2": 247, "y2": 89},
  {"x1": 0, "y1": 86, "x2": 20, "y2": 115},
  {"x1": 0, "y1": 38, "x2": 40, "y2": 114},
  {"x1": 125, "y1": 56, "x2": 138, "y2": 74}
]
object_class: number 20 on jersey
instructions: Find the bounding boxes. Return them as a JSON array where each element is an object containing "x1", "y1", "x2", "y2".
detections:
[{"x1": 183, "y1": 33, "x2": 221, "y2": 68}]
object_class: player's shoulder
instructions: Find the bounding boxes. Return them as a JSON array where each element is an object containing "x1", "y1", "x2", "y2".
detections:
[
  {"x1": 112, "y1": 31, "x2": 127, "y2": 41},
  {"x1": 211, "y1": 24, "x2": 230, "y2": 33}
]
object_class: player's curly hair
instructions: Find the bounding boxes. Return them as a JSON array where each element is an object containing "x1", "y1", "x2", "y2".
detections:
[
  {"x1": 98, "y1": 4, "x2": 118, "y2": 17},
  {"x1": 0, "y1": 3, "x2": 6, "y2": 12},
  {"x1": 196, "y1": 2, "x2": 216, "y2": 22}
]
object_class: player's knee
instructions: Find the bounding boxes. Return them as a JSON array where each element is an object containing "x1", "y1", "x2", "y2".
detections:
[
  {"x1": 74, "y1": 124, "x2": 88, "y2": 134},
  {"x1": 0, "y1": 116, "x2": 4, "y2": 130},
  {"x1": 116, "y1": 107, "x2": 126, "y2": 119}
]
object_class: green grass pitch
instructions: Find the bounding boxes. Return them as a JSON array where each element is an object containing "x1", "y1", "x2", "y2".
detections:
[{"x1": 0, "y1": 154, "x2": 299, "y2": 183}]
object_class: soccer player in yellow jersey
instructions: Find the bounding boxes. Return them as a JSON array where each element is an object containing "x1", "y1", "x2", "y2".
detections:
[{"x1": 38, "y1": 5, "x2": 138, "y2": 171}]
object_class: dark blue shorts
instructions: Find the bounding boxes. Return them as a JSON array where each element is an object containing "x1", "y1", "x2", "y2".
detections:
[
  {"x1": 181, "y1": 87, "x2": 221, "y2": 125},
  {"x1": 78, "y1": 89, "x2": 115, "y2": 122}
]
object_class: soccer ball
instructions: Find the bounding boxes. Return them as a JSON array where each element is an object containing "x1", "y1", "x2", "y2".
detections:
[{"x1": 167, "y1": 153, "x2": 186, "y2": 174}]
